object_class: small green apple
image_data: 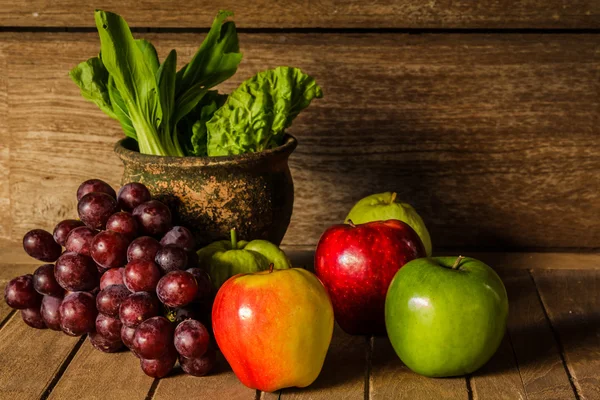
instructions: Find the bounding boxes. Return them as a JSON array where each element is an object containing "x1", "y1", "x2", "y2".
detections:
[
  {"x1": 385, "y1": 256, "x2": 508, "y2": 377},
  {"x1": 345, "y1": 192, "x2": 432, "y2": 256},
  {"x1": 197, "y1": 229, "x2": 292, "y2": 289}
]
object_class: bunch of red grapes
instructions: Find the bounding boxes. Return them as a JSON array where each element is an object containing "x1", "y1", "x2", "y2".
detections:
[{"x1": 3, "y1": 179, "x2": 215, "y2": 378}]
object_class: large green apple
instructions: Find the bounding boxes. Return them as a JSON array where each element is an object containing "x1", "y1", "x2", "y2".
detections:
[
  {"x1": 385, "y1": 256, "x2": 508, "y2": 377},
  {"x1": 345, "y1": 192, "x2": 432, "y2": 256}
]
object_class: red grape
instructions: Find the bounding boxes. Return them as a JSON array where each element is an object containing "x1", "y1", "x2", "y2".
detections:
[
  {"x1": 179, "y1": 347, "x2": 216, "y2": 377},
  {"x1": 117, "y1": 182, "x2": 151, "y2": 212},
  {"x1": 119, "y1": 292, "x2": 160, "y2": 327},
  {"x1": 54, "y1": 252, "x2": 99, "y2": 291},
  {"x1": 106, "y1": 212, "x2": 139, "y2": 240},
  {"x1": 89, "y1": 332, "x2": 124, "y2": 353},
  {"x1": 65, "y1": 226, "x2": 96, "y2": 256},
  {"x1": 91, "y1": 230, "x2": 129, "y2": 270},
  {"x1": 23, "y1": 229, "x2": 62, "y2": 262},
  {"x1": 41, "y1": 295, "x2": 62, "y2": 331},
  {"x1": 124, "y1": 260, "x2": 161, "y2": 292},
  {"x1": 53, "y1": 219, "x2": 85, "y2": 246},
  {"x1": 174, "y1": 319, "x2": 209, "y2": 358},
  {"x1": 100, "y1": 268, "x2": 125, "y2": 289},
  {"x1": 77, "y1": 179, "x2": 116, "y2": 201},
  {"x1": 21, "y1": 307, "x2": 47, "y2": 329},
  {"x1": 33, "y1": 264, "x2": 63, "y2": 297},
  {"x1": 96, "y1": 284, "x2": 130, "y2": 317},
  {"x1": 140, "y1": 347, "x2": 177, "y2": 378},
  {"x1": 96, "y1": 313, "x2": 122, "y2": 341},
  {"x1": 156, "y1": 271, "x2": 198, "y2": 308},
  {"x1": 133, "y1": 200, "x2": 172, "y2": 237},
  {"x1": 4, "y1": 274, "x2": 42, "y2": 309},
  {"x1": 78, "y1": 192, "x2": 118, "y2": 230},
  {"x1": 133, "y1": 316, "x2": 174, "y2": 359},
  {"x1": 121, "y1": 324, "x2": 137, "y2": 350},
  {"x1": 160, "y1": 226, "x2": 196, "y2": 252},
  {"x1": 187, "y1": 268, "x2": 213, "y2": 303},
  {"x1": 59, "y1": 292, "x2": 97, "y2": 336},
  {"x1": 127, "y1": 236, "x2": 161, "y2": 263},
  {"x1": 155, "y1": 245, "x2": 188, "y2": 274}
]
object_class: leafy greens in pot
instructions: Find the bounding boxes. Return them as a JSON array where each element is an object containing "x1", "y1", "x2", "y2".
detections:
[{"x1": 70, "y1": 10, "x2": 322, "y2": 157}]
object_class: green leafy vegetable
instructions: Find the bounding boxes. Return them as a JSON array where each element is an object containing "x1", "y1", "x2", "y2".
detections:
[
  {"x1": 174, "y1": 10, "x2": 242, "y2": 124},
  {"x1": 94, "y1": 10, "x2": 165, "y2": 155},
  {"x1": 70, "y1": 10, "x2": 322, "y2": 157},
  {"x1": 69, "y1": 56, "x2": 116, "y2": 119},
  {"x1": 206, "y1": 66, "x2": 323, "y2": 156}
]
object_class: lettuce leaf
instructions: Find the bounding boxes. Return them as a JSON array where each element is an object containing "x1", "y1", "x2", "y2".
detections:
[
  {"x1": 178, "y1": 90, "x2": 227, "y2": 156},
  {"x1": 206, "y1": 66, "x2": 323, "y2": 156}
]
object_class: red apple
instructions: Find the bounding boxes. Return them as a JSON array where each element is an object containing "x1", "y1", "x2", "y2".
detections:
[
  {"x1": 212, "y1": 266, "x2": 334, "y2": 392},
  {"x1": 315, "y1": 220, "x2": 425, "y2": 335}
]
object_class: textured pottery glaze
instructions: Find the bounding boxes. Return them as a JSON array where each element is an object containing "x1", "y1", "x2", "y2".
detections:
[{"x1": 114, "y1": 135, "x2": 297, "y2": 247}]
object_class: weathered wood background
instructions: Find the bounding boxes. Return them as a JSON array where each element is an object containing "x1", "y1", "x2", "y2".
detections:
[{"x1": 0, "y1": 1, "x2": 599, "y2": 251}]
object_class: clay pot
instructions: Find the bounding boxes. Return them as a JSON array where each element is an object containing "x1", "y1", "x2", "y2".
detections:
[{"x1": 114, "y1": 135, "x2": 297, "y2": 247}]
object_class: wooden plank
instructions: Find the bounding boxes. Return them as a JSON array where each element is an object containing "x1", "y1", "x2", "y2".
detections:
[
  {"x1": 0, "y1": 0, "x2": 598, "y2": 29},
  {"x1": 48, "y1": 341, "x2": 154, "y2": 400},
  {"x1": 493, "y1": 270, "x2": 574, "y2": 399},
  {"x1": 470, "y1": 336, "x2": 526, "y2": 400},
  {"x1": 152, "y1": 351, "x2": 257, "y2": 400},
  {"x1": 370, "y1": 336, "x2": 468, "y2": 399},
  {"x1": 2, "y1": 32, "x2": 599, "y2": 249},
  {"x1": 262, "y1": 324, "x2": 366, "y2": 399},
  {"x1": 0, "y1": 316, "x2": 81, "y2": 399},
  {"x1": 0, "y1": 41, "x2": 9, "y2": 239},
  {"x1": 533, "y1": 269, "x2": 600, "y2": 400}
]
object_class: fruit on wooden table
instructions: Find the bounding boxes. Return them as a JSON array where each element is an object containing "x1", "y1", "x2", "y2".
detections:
[
  {"x1": 40, "y1": 295, "x2": 62, "y2": 331},
  {"x1": 155, "y1": 245, "x2": 189, "y2": 274},
  {"x1": 133, "y1": 316, "x2": 175, "y2": 359},
  {"x1": 133, "y1": 200, "x2": 173, "y2": 236},
  {"x1": 99, "y1": 267, "x2": 125, "y2": 289},
  {"x1": 127, "y1": 236, "x2": 161, "y2": 263},
  {"x1": 345, "y1": 192, "x2": 432, "y2": 256},
  {"x1": 315, "y1": 220, "x2": 425, "y2": 335},
  {"x1": 64, "y1": 226, "x2": 96, "y2": 256},
  {"x1": 96, "y1": 284, "x2": 130, "y2": 317},
  {"x1": 156, "y1": 271, "x2": 198, "y2": 307},
  {"x1": 160, "y1": 226, "x2": 196, "y2": 252},
  {"x1": 23, "y1": 229, "x2": 62, "y2": 262},
  {"x1": 174, "y1": 319, "x2": 209, "y2": 358},
  {"x1": 117, "y1": 182, "x2": 151, "y2": 212},
  {"x1": 124, "y1": 259, "x2": 162, "y2": 292},
  {"x1": 385, "y1": 256, "x2": 508, "y2": 377},
  {"x1": 33, "y1": 264, "x2": 64, "y2": 297},
  {"x1": 59, "y1": 291, "x2": 98, "y2": 336},
  {"x1": 106, "y1": 211, "x2": 139, "y2": 240},
  {"x1": 119, "y1": 292, "x2": 160, "y2": 328},
  {"x1": 54, "y1": 252, "x2": 99, "y2": 292},
  {"x1": 4, "y1": 275, "x2": 42, "y2": 309},
  {"x1": 213, "y1": 266, "x2": 334, "y2": 392},
  {"x1": 91, "y1": 230, "x2": 130, "y2": 269},
  {"x1": 77, "y1": 179, "x2": 117, "y2": 201},
  {"x1": 21, "y1": 307, "x2": 47, "y2": 329},
  {"x1": 78, "y1": 192, "x2": 119, "y2": 230},
  {"x1": 197, "y1": 228, "x2": 291, "y2": 290}
]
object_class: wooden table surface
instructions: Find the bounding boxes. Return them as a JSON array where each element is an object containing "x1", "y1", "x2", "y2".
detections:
[{"x1": 1, "y1": 246, "x2": 599, "y2": 400}]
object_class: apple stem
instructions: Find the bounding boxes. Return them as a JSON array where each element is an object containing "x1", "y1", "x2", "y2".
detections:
[
  {"x1": 390, "y1": 192, "x2": 397, "y2": 204},
  {"x1": 452, "y1": 255, "x2": 465, "y2": 270},
  {"x1": 347, "y1": 219, "x2": 356, "y2": 228},
  {"x1": 230, "y1": 228, "x2": 238, "y2": 249},
  {"x1": 269, "y1": 263, "x2": 274, "y2": 273}
]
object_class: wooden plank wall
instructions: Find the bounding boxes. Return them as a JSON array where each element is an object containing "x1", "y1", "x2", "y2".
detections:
[{"x1": 0, "y1": 1, "x2": 598, "y2": 251}]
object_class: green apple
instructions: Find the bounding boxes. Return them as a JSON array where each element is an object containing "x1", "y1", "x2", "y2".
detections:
[
  {"x1": 385, "y1": 256, "x2": 508, "y2": 377},
  {"x1": 197, "y1": 229, "x2": 292, "y2": 289},
  {"x1": 345, "y1": 192, "x2": 432, "y2": 256}
]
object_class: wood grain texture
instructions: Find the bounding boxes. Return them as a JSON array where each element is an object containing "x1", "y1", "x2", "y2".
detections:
[
  {"x1": 262, "y1": 324, "x2": 366, "y2": 400},
  {"x1": 0, "y1": 316, "x2": 81, "y2": 399},
  {"x1": 370, "y1": 336, "x2": 468, "y2": 399},
  {"x1": 0, "y1": 41, "x2": 9, "y2": 239},
  {"x1": 500, "y1": 270, "x2": 575, "y2": 399},
  {"x1": 1, "y1": 32, "x2": 599, "y2": 249},
  {"x1": 533, "y1": 269, "x2": 600, "y2": 400},
  {"x1": 469, "y1": 336, "x2": 526, "y2": 399},
  {"x1": 152, "y1": 351, "x2": 257, "y2": 400},
  {"x1": 48, "y1": 341, "x2": 154, "y2": 400},
  {"x1": 0, "y1": 0, "x2": 599, "y2": 29}
]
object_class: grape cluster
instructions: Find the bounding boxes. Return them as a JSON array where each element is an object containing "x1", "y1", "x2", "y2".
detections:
[{"x1": 3, "y1": 179, "x2": 215, "y2": 378}]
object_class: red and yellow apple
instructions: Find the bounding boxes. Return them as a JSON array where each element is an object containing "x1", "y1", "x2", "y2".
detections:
[{"x1": 212, "y1": 266, "x2": 334, "y2": 392}]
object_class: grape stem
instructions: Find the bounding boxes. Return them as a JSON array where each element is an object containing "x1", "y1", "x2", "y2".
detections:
[{"x1": 230, "y1": 228, "x2": 238, "y2": 249}]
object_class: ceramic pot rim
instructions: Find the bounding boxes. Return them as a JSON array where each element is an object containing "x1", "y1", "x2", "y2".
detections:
[{"x1": 114, "y1": 134, "x2": 297, "y2": 167}]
